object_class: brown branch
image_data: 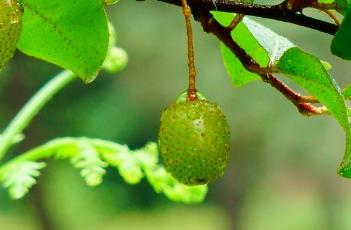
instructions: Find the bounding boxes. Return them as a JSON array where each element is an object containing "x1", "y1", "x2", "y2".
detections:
[
  {"x1": 194, "y1": 10, "x2": 323, "y2": 116},
  {"x1": 195, "y1": 11, "x2": 269, "y2": 75},
  {"x1": 227, "y1": 14, "x2": 244, "y2": 31},
  {"x1": 138, "y1": 0, "x2": 329, "y2": 115},
  {"x1": 267, "y1": 74, "x2": 325, "y2": 116},
  {"x1": 156, "y1": 0, "x2": 338, "y2": 35},
  {"x1": 311, "y1": 1, "x2": 337, "y2": 10}
]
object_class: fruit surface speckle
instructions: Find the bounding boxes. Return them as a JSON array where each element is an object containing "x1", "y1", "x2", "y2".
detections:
[
  {"x1": 0, "y1": 0, "x2": 22, "y2": 69},
  {"x1": 159, "y1": 99, "x2": 230, "y2": 185}
]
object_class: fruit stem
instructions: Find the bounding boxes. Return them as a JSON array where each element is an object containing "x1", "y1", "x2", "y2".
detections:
[{"x1": 180, "y1": 0, "x2": 198, "y2": 101}]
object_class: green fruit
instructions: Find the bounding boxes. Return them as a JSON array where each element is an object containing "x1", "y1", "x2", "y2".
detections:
[
  {"x1": 159, "y1": 97, "x2": 230, "y2": 185},
  {"x1": 0, "y1": 0, "x2": 22, "y2": 69}
]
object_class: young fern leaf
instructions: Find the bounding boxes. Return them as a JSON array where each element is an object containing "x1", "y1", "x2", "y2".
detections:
[
  {"x1": 0, "y1": 138, "x2": 207, "y2": 203},
  {"x1": 1, "y1": 161, "x2": 46, "y2": 199},
  {"x1": 71, "y1": 140, "x2": 107, "y2": 186},
  {"x1": 102, "y1": 142, "x2": 208, "y2": 203},
  {"x1": 135, "y1": 143, "x2": 208, "y2": 204},
  {"x1": 100, "y1": 141, "x2": 207, "y2": 203},
  {"x1": 103, "y1": 144, "x2": 144, "y2": 184},
  {"x1": 145, "y1": 165, "x2": 207, "y2": 204}
]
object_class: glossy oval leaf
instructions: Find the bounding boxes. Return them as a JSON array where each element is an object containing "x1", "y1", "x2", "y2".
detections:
[
  {"x1": 336, "y1": 0, "x2": 349, "y2": 14},
  {"x1": 213, "y1": 12, "x2": 267, "y2": 87},
  {"x1": 213, "y1": 12, "x2": 294, "y2": 87},
  {"x1": 331, "y1": 2, "x2": 351, "y2": 60},
  {"x1": 343, "y1": 84, "x2": 351, "y2": 99},
  {"x1": 220, "y1": 43, "x2": 261, "y2": 87},
  {"x1": 276, "y1": 47, "x2": 351, "y2": 178},
  {"x1": 18, "y1": 0, "x2": 109, "y2": 82}
]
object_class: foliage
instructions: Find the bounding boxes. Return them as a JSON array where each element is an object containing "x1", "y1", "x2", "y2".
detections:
[
  {"x1": 18, "y1": 0, "x2": 109, "y2": 82},
  {"x1": 213, "y1": 10, "x2": 351, "y2": 177},
  {"x1": 1, "y1": 0, "x2": 351, "y2": 203},
  {"x1": 331, "y1": 1, "x2": 351, "y2": 59}
]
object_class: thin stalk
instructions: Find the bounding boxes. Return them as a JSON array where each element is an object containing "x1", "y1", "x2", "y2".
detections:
[
  {"x1": 0, "y1": 70, "x2": 76, "y2": 160},
  {"x1": 181, "y1": 0, "x2": 198, "y2": 101}
]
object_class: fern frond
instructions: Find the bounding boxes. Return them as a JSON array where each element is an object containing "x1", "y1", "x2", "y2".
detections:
[
  {"x1": 1, "y1": 161, "x2": 46, "y2": 199},
  {"x1": 0, "y1": 138, "x2": 207, "y2": 203},
  {"x1": 71, "y1": 139, "x2": 107, "y2": 186}
]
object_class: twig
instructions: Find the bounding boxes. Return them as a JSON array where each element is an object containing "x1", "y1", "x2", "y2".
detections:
[
  {"x1": 194, "y1": 11, "x2": 323, "y2": 115},
  {"x1": 227, "y1": 14, "x2": 244, "y2": 31},
  {"x1": 195, "y1": 11, "x2": 269, "y2": 75},
  {"x1": 140, "y1": 0, "x2": 329, "y2": 115},
  {"x1": 267, "y1": 74, "x2": 325, "y2": 115},
  {"x1": 156, "y1": 0, "x2": 338, "y2": 35}
]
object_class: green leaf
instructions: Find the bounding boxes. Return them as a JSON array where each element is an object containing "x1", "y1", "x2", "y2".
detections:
[
  {"x1": 277, "y1": 48, "x2": 347, "y2": 126},
  {"x1": 18, "y1": 0, "x2": 109, "y2": 82},
  {"x1": 214, "y1": 12, "x2": 333, "y2": 90},
  {"x1": 276, "y1": 47, "x2": 351, "y2": 177},
  {"x1": 339, "y1": 130, "x2": 351, "y2": 177},
  {"x1": 103, "y1": 0, "x2": 121, "y2": 5},
  {"x1": 213, "y1": 12, "x2": 294, "y2": 87},
  {"x1": 1, "y1": 161, "x2": 46, "y2": 199},
  {"x1": 318, "y1": 0, "x2": 334, "y2": 3},
  {"x1": 331, "y1": 2, "x2": 351, "y2": 59},
  {"x1": 214, "y1": 12, "x2": 331, "y2": 88},
  {"x1": 220, "y1": 44, "x2": 261, "y2": 87},
  {"x1": 343, "y1": 84, "x2": 351, "y2": 98},
  {"x1": 336, "y1": 0, "x2": 349, "y2": 14},
  {"x1": 213, "y1": 12, "x2": 267, "y2": 87}
]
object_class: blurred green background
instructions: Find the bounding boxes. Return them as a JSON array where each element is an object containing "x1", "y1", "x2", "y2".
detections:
[{"x1": 1, "y1": 1, "x2": 351, "y2": 229}]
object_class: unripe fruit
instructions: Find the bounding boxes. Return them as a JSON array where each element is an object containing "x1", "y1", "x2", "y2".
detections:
[
  {"x1": 159, "y1": 95, "x2": 230, "y2": 185},
  {"x1": 0, "y1": 0, "x2": 22, "y2": 69}
]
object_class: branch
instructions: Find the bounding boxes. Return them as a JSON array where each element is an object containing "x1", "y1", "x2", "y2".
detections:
[
  {"x1": 145, "y1": 0, "x2": 329, "y2": 114},
  {"x1": 157, "y1": 0, "x2": 338, "y2": 35},
  {"x1": 194, "y1": 11, "x2": 324, "y2": 116},
  {"x1": 267, "y1": 74, "x2": 327, "y2": 116}
]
